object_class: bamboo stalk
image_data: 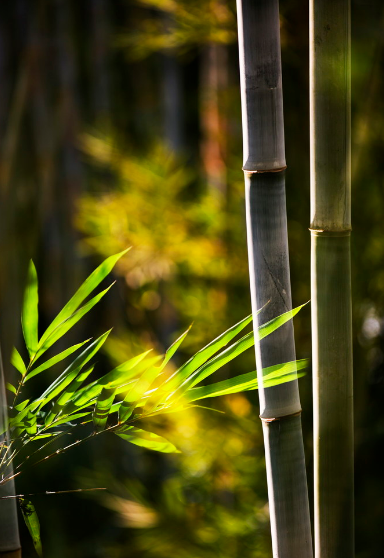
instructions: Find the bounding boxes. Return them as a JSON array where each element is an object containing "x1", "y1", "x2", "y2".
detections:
[
  {"x1": 0, "y1": 352, "x2": 21, "y2": 556},
  {"x1": 236, "y1": 1, "x2": 312, "y2": 557},
  {"x1": 310, "y1": 2, "x2": 354, "y2": 558}
]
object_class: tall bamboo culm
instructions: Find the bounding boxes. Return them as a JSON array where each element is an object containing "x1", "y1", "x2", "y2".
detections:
[
  {"x1": 310, "y1": 2, "x2": 354, "y2": 558},
  {"x1": 236, "y1": 2, "x2": 313, "y2": 557},
  {"x1": 0, "y1": 353, "x2": 21, "y2": 557}
]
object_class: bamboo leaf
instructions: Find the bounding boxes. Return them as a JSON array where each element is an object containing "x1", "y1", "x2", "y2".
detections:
[
  {"x1": 165, "y1": 305, "x2": 306, "y2": 403},
  {"x1": 93, "y1": 386, "x2": 116, "y2": 431},
  {"x1": 21, "y1": 260, "x2": 39, "y2": 358},
  {"x1": 34, "y1": 286, "x2": 114, "y2": 361},
  {"x1": 25, "y1": 339, "x2": 91, "y2": 382},
  {"x1": 162, "y1": 313, "x2": 254, "y2": 390},
  {"x1": 19, "y1": 498, "x2": 43, "y2": 557},
  {"x1": 44, "y1": 365, "x2": 95, "y2": 426},
  {"x1": 257, "y1": 304, "x2": 307, "y2": 341},
  {"x1": 25, "y1": 411, "x2": 37, "y2": 436},
  {"x1": 11, "y1": 347, "x2": 26, "y2": 376},
  {"x1": 116, "y1": 426, "x2": 180, "y2": 454},
  {"x1": 185, "y1": 360, "x2": 308, "y2": 402},
  {"x1": 37, "y1": 331, "x2": 111, "y2": 411},
  {"x1": 61, "y1": 353, "x2": 161, "y2": 417},
  {"x1": 38, "y1": 250, "x2": 129, "y2": 348},
  {"x1": 159, "y1": 326, "x2": 191, "y2": 371},
  {"x1": 52, "y1": 411, "x2": 92, "y2": 427},
  {"x1": 6, "y1": 382, "x2": 17, "y2": 394},
  {"x1": 119, "y1": 365, "x2": 160, "y2": 423},
  {"x1": 15, "y1": 399, "x2": 30, "y2": 411}
]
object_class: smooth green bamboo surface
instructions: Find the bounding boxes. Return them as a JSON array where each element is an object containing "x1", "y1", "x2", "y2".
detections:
[
  {"x1": 311, "y1": 235, "x2": 353, "y2": 558},
  {"x1": 310, "y1": 0, "x2": 351, "y2": 231},
  {"x1": 310, "y1": 1, "x2": 353, "y2": 557}
]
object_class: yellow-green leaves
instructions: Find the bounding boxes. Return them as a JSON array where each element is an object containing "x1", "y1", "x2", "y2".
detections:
[
  {"x1": 19, "y1": 498, "x2": 43, "y2": 557},
  {"x1": 116, "y1": 426, "x2": 180, "y2": 454},
  {"x1": 93, "y1": 386, "x2": 116, "y2": 431},
  {"x1": 11, "y1": 347, "x2": 26, "y2": 376},
  {"x1": 38, "y1": 249, "x2": 128, "y2": 351},
  {"x1": 21, "y1": 261, "x2": 39, "y2": 358}
]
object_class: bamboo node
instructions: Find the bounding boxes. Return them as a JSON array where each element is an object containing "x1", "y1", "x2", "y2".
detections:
[
  {"x1": 309, "y1": 228, "x2": 352, "y2": 237},
  {"x1": 243, "y1": 166, "x2": 287, "y2": 177},
  {"x1": 259, "y1": 410, "x2": 302, "y2": 423}
]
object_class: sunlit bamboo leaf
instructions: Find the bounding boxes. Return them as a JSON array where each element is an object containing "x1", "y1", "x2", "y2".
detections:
[
  {"x1": 38, "y1": 249, "x2": 129, "y2": 349},
  {"x1": 159, "y1": 326, "x2": 191, "y2": 371},
  {"x1": 257, "y1": 304, "x2": 307, "y2": 341},
  {"x1": 185, "y1": 360, "x2": 308, "y2": 402},
  {"x1": 118, "y1": 365, "x2": 160, "y2": 422},
  {"x1": 25, "y1": 339, "x2": 91, "y2": 382},
  {"x1": 25, "y1": 410, "x2": 37, "y2": 436},
  {"x1": 162, "y1": 313, "x2": 253, "y2": 390},
  {"x1": 44, "y1": 366, "x2": 95, "y2": 426},
  {"x1": 116, "y1": 426, "x2": 180, "y2": 454},
  {"x1": 34, "y1": 286, "x2": 114, "y2": 361},
  {"x1": 15, "y1": 399, "x2": 30, "y2": 412},
  {"x1": 21, "y1": 260, "x2": 39, "y2": 358},
  {"x1": 6, "y1": 382, "x2": 17, "y2": 395},
  {"x1": 11, "y1": 347, "x2": 26, "y2": 376},
  {"x1": 37, "y1": 331, "x2": 111, "y2": 412},
  {"x1": 19, "y1": 498, "x2": 43, "y2": 557},
  {"x1": 62, "y1": 353, "x2": 160, "y2": 417},
  {"x1": 165, "y1": 305, "x2": 306, "y2": 403},
  {"x1": 93, "y1": 386, "x2": 116, "y2": 430}
]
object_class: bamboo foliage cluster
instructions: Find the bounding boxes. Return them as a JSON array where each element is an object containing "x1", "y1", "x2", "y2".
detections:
[{"x1": 0, "y1": 251, "x2": 307, "y2": 555}]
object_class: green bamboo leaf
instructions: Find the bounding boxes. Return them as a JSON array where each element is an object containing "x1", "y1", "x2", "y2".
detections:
[
  {"x1": 25, "y1": 410, "x2": 37, "y2": 436},
  {"x1": 257, "y1": 304, "x2": 307, "y2": 341},
  {"x1": 159, "y1": 326, "x2": 191, "y2": 371},
  {"x1": 165, "y1": 305, "x2": 306, "y2": 403},
  {"x1": 19, "y1": 498, "x2": 43, "y2": 557},
  {"x1": 25, "y1": 339, "x2": 91, "y2": 382},
  {"x1": 11, "y1": 347, "x2": 26, "y2": 376},
  {"x1": 38, "y1": 249, "x2": 129, "y2": 348},
  {"x1": 119, "y1": 365, "x2": 160, "y2": 423},
  {"x1": 15, "y1": 399, "x2": 30, "y2": 411},
  {"x1": 163, "y1": 313, "x2": 254, "y2": 390},
  {"x1": 185, "y1": 360, "x2": 308, "y2": 402},
  {"x1": 21, "y1": 260, "x2": 39, "y2": 358},
  {"x1": 61, "y1": 353, "x2": 160, "y2": 417},
  {"x1": 6, "y1": 382, "x2": 17, "y2": 395},
  {"x1": 93, "y1": 386, "x2": 116, "y2": 431},
  {"x1": 52, "y1": 411, "x2": 92, "y2": 427},
  {"x1": 37, "y1": 330, "x2": 111, "y2": 411},
  {"x1": 44, "y1": 365, "x2": 95, "y2": 426},
  {"x1": 116, "y1": 426, "x2": 180, "y2": 454},
  {"x1": 34, "y1": 285, "x2": 114, "y2": 361}
]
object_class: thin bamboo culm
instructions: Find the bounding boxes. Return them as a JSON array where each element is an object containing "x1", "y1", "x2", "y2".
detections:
[
  {"x1": 0, "y1": 352, "x2": 21, "y2": 557},
  {"x1": 236, "y1": 1, "x2": 313, "y2": 557},
  {"x1": 310, "y1": 2, "x2": 354, "y2": 558}
]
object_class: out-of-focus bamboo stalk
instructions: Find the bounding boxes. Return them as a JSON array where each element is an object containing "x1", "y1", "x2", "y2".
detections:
[
  {"x1": 236, "y1": 1, "x2": 313, "y2": 557},
  {"x1": 0, "y1": 352, "x2": 21, "y2": 557},
  {"x1": 310, "y1": 2, "x2": 354, "y2": 558}
]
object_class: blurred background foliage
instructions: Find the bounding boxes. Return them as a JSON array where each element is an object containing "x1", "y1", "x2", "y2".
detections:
[{"x1": 0, "y1": 0, "x2": 383, "y2": 556}]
